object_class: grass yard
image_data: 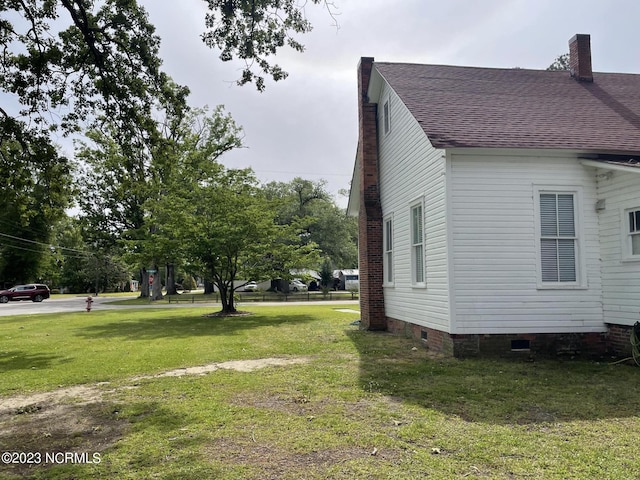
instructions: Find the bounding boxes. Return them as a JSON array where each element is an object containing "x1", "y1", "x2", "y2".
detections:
[{"x1": 0, "y1": 305, "x2": 639, "y2": 479}]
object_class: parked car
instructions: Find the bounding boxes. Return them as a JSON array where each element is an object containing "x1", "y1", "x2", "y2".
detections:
[
  {"x1": 0, "y1": 284, "x2": 51, "y2": 303},
  {"x1": 243, "y1": 281, "x2": 259, "y2": 292},
  {"x1": 289, "y1": 279, "x2": 308, "y2": 292}
]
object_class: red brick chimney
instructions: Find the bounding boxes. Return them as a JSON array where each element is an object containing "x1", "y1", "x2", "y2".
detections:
[
  {"x1": 357, "y1": 57, "x2": 386, "y2": 331},
  {"x1": 569, "y1": 34, "x2": 593, "y2": 82}
]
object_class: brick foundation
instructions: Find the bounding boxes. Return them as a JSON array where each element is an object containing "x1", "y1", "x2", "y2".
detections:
[
  {"x1": 607, "y1": 323, "x2": 635, "y2": 357},
  {"x1": 386, "y1": 316, "x2": 631, "y2": 358}
]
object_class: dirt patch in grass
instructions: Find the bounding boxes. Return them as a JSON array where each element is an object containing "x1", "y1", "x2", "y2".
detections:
[
  {"x1": 202, "y1": 310, "x2": 253, "y2": 318},
  {"x1": 231, "y1": 391, "x2": 321, "y2": 416},
  {"x1": 0, "y1": 357, "x2": 310, "y2": 413},
  {"x1": 205, "y1": 439, "x2": 402, "y2": 480},
  {"x1": 0, "y1": 356, "x2": 310, "y2": 478},
  {"x1": 0, "y1": 402, "x2": 128, "y2": 478}
]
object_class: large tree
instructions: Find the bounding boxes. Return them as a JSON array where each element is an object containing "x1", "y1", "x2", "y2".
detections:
[
  {"x1": 0, "y1": 124, "x2": 73, "y2": 284},
  {"x1": 171, "y1": 168, "x2": 319, "y2": 314},
  {"x1": 1, "y1": 0, "x2": 177, "y2": 133},
  {"x1": 1, "y1": 0, "x2": 328, "y2": 285},
  {"x1": 264, "y1": 178, "x2": 358, "y2": 269},
  {"x1": 0, "y1": 0, "x2": 181, "y2": 284},
  {"x1": 77, "y1": 105, "x2": 242, "y2": 299}
]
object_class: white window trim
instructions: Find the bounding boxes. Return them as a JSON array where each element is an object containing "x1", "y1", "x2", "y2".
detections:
[
  {"x1": 533, "y1": 186, "x2": 587, "y2": 289},
  {"x1": 383, "y1": 214, "x2": 394, "y2": 286},
  {"x1": 410, "y1": 198, "x2": 426, "y2": 288},
  {"x1": 382, "y1": 97, "x2": 391, "y2": 135},
  {"x1": 621, "y1": 206, "x2": 640, "y2": 262}
]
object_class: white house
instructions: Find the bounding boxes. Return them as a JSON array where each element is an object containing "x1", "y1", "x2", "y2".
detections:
[{"x1": 348, "y1": 34, "x2": 640, "y2": 357}]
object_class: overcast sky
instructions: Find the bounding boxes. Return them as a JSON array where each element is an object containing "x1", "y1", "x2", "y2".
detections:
[{"x1": 140, "y1": 0, "x2": 640, "y2": 207}]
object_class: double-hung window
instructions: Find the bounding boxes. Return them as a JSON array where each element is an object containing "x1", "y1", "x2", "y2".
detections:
[
  {"x1": 627, "y1": 208, "x2": 640, "y2": 257},
  {"x1": 383, "y1": 216, "x2": 394, "y2": 285},
  {"x1": 539, "y1": 192, "x2": 578, "y2": 283},
  {"x1": 410, "y1": 202, "x2": 425, "y2": 285}
]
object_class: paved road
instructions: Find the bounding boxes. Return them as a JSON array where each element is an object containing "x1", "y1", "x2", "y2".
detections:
[
  {"x1": 0, "y1": 296, "x2": 137, "y2": 317},
  {"x1": 0, "y1": 296, "x2": 358, "y2": 317}
]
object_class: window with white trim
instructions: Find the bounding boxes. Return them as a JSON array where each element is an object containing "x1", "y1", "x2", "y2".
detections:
[
  {"x1": 539, "y1": 192, "x2": 577, "y2": 283},
  {"x1": 382, "y1": 99, "x2": 390, "y2": 135},
  {"x1": 410, "y1": 202, "x2": 425, "y2": 285},
  {"x1": 383, "y1": 216, "x2": 393, "y2": 284},
  {"x1": 628, "y1": 208, "x2": 640, "y2": 256}
]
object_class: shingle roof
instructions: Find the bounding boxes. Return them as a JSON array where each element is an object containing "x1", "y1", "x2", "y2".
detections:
[{"x1": 374, "y1": 63, "x2": 640, "y2": 152}]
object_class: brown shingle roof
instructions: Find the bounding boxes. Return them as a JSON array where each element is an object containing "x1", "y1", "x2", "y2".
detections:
[{"x1": 374, "y1": 63, "x2": 640, "y2": 152}]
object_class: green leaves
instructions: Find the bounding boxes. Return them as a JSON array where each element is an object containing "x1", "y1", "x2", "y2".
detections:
[
  {"x1": 202, "y1": 0, "x2": 327, "y2": 90},
  {"x1": 0, "y1": 116, "x2": 74, "y2": 283},
  {"x1": 263, "y1": 178, "x2": 358, "y2": 269}
]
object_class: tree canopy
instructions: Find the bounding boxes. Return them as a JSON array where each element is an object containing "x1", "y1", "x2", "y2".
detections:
[
  {"x1": 547, "y1": 53, "x2": 570, "y2": 71},
  {"x1": 0, "y1": 0, "x2": 352, "y2": 300},
  {"x1": 202, "y1": 0, "x2": 337, "y2": 90}
]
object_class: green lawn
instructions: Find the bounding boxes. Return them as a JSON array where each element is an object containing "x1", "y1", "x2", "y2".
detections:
[{"x1": 1, "y1": 305, "x2": 639, "y2": 479}]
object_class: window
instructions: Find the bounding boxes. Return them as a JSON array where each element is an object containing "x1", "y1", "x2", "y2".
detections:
[
  {"x1": 383, "y1": 216, "x2": 393, "y2": 284},
  {"x1": 410, "y1": 202, "x2": 425, "y2": 285},
  {"x1": 382, "y1": 99, "x2": 390, "y2": 135},
  {"x1": 539, "y1": 192, "x2": 577, "y2": 283},
  {"x1": 627, "y1": 208, "x2": 640, "y2": 256}
]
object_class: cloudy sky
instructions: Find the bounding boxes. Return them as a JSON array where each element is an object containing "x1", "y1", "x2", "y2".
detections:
[{"x1": 139, "y1": 0, "x2": 640, "y2": 206}]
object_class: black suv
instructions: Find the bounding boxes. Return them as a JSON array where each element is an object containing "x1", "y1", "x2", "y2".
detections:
[{"x1": 0, "y1": 284, "x2": 51, "y2": 303}]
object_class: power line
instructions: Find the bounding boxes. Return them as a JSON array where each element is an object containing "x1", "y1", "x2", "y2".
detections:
[
  {"x1": 0, "y1": 232, "x2": 92, "y2": 257},
  {"x1": 0, "y1": 242, "x2": 90, "y2": 259}
]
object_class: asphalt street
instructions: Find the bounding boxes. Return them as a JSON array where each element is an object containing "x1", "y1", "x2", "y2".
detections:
[{"x1": 0, "y1": 296, "x2": 358, "y2": 317}]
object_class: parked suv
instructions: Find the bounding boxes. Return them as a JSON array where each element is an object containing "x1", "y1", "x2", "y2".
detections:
[{"x1": 0, "y1": 284, "x2": 50, "y2": 303}]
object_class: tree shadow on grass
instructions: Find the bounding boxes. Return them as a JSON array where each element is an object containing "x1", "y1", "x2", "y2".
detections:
[
  {"x1": 74, "y1": 311, "x2": 316, "y2": 341},
  {"x1": 346, "y1": 329, "x2": 640, "y2": 425},
  {"x1": 0, "y1": 351, "x2": 71, "y2": 372}
]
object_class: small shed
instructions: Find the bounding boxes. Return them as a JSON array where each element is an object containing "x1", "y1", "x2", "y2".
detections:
[{"x1": 334, "y1": 269, "x2": 359, "y2": 291}]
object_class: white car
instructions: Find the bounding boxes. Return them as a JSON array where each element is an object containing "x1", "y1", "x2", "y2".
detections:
[
  {"x1": 289, "y1": 280, "x2": 308, "y2": 292},
  {"x1": 243, "y1": 281, "x2": 259, "y2": 292}
]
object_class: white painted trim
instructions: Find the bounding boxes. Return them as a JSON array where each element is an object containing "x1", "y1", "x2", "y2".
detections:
[
  {"x1": 580, "y1": 159, "x2": 640, "y2": 175},
  {"x1": 409, "y1": 197, "x2": 426, "y2": 288},
  {"x1": 621, "y1": 206, "x2": 640, "y2": 262},
  {"x1": 533, "y1": 185, "x2": 587, "y2": 289},
  {"x1": 383, "y1": 213, "x2": 395, "y2": 286},
  {"x1": 445, "y1": 152, "x2": 456, "y2": 333},
  {"x1": 382, "y1": 97, "x2": 391, "y2": 136}
]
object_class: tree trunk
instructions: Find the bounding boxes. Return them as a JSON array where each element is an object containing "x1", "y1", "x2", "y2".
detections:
[
  {"x1": 150, "y1": 264, "x2": 163, "y2": 301},
  {"x1": 139, "y1": 268, "x2": 149, "y2": 298},
  {"x1": 204, "y1": 279, "x2": 215, "y2": 294},
  {"x1": 165, "y1": 263, "x2": 177, "y2": 295},
  {"x1": 218, "y1": 283, "x2": 236, "y2": 314}
]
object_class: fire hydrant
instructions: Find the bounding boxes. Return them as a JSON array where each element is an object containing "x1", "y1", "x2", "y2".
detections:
[{"x1": 85, "y1": 296, "x2": 93, "y2": 312}]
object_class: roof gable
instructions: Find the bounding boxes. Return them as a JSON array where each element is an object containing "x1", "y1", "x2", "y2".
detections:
[{"x1": 374, "y1": 63, "x2": 640, "y2": 153}]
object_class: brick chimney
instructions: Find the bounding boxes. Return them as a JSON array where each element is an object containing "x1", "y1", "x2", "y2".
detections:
[
  {"x1": 356, "y1": 57, "x2": 386, "y2": 331},
  {"x1": 569, "y1": 34, "x2": 593, "y2": 82}
]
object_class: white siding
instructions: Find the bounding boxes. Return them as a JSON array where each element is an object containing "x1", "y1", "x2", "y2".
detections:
[
  {"x1": 449, "y1": 152, "x2": 604, "y2": 334},
  {"x1": 594, "y1": 168, "x2": 640, "y2": 326},
  {"x1": 377, "y1": 83, "x2": 450, "y2": 330}
]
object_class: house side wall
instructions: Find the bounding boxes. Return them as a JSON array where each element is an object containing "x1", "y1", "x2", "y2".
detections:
[
  {"x1": 449, "y1": 153, "x2": 604, "y2": 334},
  {"x1": 594, "y1": 169, "x2": 640, "y2": 327},
  {"x1": 377, "y1": 82, "x2": 450, "y2": 331}
]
